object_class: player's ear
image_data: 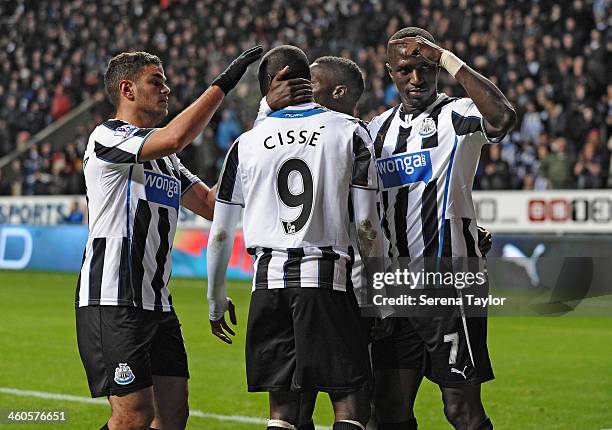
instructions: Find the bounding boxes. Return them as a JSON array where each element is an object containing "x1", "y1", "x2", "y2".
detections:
[
  {"x1": 119, "y1": 80, "x2": 135, "y2": 102},
  {"x1": 385, "y1": 62, "x2": 393, "y2": 78},
  {"x1": 332, "y1": 85, "x2": 347, "y2": 100}
]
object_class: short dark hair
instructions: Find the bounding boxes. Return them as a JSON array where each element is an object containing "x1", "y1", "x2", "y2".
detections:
[
  {"x1": 312, "y1": 56, "x2": 365, "y2": 104},
  {"x1": 104, "y1": 51, "x2": 162, "y2": 107},
  {"x1": 257, "y1": 45, "x2": 310, "y2": 96},
  {"x1": 389, "y1": 27, "x2": 435, "y2": 44}
]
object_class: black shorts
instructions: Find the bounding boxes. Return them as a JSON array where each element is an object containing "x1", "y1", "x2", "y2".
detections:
[
  {"x1": 76, "y1": 306, "x2": 189, "y2": 398},
  {"x1": 371, "y1": 310, "x2": 494, "y2": 388},
  {"x1": 246, "y1": 288, "x2": 370, "y2": 393}
]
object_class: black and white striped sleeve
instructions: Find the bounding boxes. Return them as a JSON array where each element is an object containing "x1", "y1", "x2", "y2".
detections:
[
  {"x1": 94, "y1": 120, "x2": 156, "y2": 166},
  {"x1": 173, "y1": 156, "x2": 203, "y2": 195},
  {"x1": 451, "y1": 98, "x2": 504, "y2": 144},
  {"x1": 216, "y1": 139, "x2": 244, "y2": 206},
  {"x1": 351, "y1": 126, "x2": 378, "y2": 190}
]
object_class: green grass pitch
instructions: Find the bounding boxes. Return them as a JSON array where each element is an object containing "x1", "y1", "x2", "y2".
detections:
[{"x1": 0, "y1": 270, "x2": 611, "y2": 429}]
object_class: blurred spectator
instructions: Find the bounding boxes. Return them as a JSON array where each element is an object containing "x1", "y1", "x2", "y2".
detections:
[
  {"x1": 216, "y1": 110, "x2": 242, "y2": 151},
  {"x1": 540, "y1": 137, "x2": 574, "y2": 188},
  {"x1": 0, "y1": 120, "x2": 11, "y2": 157},
  {"x1": 50, "y1": 85, "x2": 72, "y2": 121},
  {"x1": 481, "y1": 145, "x2": 512, "y2": 190},
  {"x1": 574, "y1": 141, "x2": 606, "y2": 188},
  {"x1": 0, "y1": 159, "x2": 23, "y2": 196},
  {"x1": 63, "y1": 200, "x2": 84, "y2": 224},
  {"x1": 520, "y1": 102, "x2": 543, "y2": 145},
  {"x1": 514, "y1": 139, "x2": 538, "y2": 185}
]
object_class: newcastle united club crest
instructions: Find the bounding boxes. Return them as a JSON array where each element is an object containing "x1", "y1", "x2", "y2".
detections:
[{"x1": 114, "y1": 363, "x2": 135, "y2": 385}]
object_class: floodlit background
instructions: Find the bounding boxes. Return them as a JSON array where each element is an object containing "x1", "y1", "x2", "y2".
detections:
[{"x1": 0, "y1": 0, "x2": 610, "y2": 429}]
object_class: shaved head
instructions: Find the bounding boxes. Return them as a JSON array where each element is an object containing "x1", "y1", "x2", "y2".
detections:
[{"x1": 257, "y1": 45, "x2": 311, "y2": 96}]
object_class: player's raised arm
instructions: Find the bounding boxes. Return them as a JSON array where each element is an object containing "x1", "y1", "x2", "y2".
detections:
[
  {"x1": 139, "y1": 45, "x2": 263, "y2": 161},
  {"x1": 206, "y1": 201, "x2": 241, "y2": 344},
  {"x1": 389, "y1": 36, "x2": 516, "y2": 139}
]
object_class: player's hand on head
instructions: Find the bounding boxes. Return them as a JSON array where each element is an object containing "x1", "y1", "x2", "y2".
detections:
[
  {"x1": 211, "y1": 45, "x2": 264, "y2": 94},
  {"x1": 477, "y1": 226, "x2": 492, "y2": 256},
  {"x1": 388, "y1": 36, "x2": 443, "y2": 65},
  {"x1": 209, "y1": 298, "x2": 237, "y2": 344},
  {"x1": 266, "y1": 66, "x2": 313, "y2": 110}
]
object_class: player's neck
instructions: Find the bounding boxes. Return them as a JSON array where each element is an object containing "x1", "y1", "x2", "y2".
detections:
[
  {"x1": 114, "y1": 107, "x2": 159, "y2": 128},
  {"x1": 334, "y1": 103, "x2": 355, "y2": 116},
  {"x1": 286, "y1": 96, "x2": 314, "y2": 108},
  {"x1": 400, "y1": 93, "x2": 438, "y2": 116}
]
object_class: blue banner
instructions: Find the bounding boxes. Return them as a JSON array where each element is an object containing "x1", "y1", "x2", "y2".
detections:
[{"x1": 0, "y1": 225, "x2": 253, "y2": 280}]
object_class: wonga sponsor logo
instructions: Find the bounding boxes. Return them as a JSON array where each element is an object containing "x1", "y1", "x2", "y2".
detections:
[
  {"x1": 144, "y1": 171, "x2": 180, "y2": 210},
  {"x1": 376, "y1": 150, "x2": 433, "y2": 189}
]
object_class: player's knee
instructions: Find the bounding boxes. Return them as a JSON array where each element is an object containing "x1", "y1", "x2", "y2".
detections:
[
  {"x1": 270, "y1": 407, "x2": 299, "y2": 425},
  {"x1": 374, "y1": 389, "x2": 413, "y2": 422},
  {"x1": 161, "y1": 400, "x2": 189, "y2": 429},
  {"x1": 110, "y1": 406, "x2": 155, "y2": 430},
  {"x1": 442, "y1": 400, "x2": 467, "y2": 429},
  {"x1": 331, "y1": 389, "x2": 370, "y2": 425},
  {"x1": 270, "y1": 392, "x2": 300, "y2": 424}
]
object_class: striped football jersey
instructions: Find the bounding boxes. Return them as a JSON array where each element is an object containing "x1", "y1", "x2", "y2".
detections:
[
  {"x1": 75, "y1": 119, "x2": 200, "y2": 311},
  {"x1": 218, "y1": 102, "x2": 377, "y2": 291},
  {"x1": 368, "y1": 94, "x2": 501, "y2": 277}
]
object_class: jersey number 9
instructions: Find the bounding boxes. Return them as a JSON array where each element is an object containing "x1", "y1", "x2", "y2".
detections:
[{"x1": 277, "y1": 158, "x2": 314, "y2": 235}]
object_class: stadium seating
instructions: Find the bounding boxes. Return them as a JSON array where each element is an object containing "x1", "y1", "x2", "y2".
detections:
[{"x1": 0, "y1": 0, "x2": 609, "y2": 194}]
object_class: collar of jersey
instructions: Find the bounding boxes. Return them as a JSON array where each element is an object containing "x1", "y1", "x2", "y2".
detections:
[
  {"x1": 398, "y1": 93, "x2": 447, "y2": 120},
  {"x1": 268, "y1": 102, "x2": 327, "y2": 118}
]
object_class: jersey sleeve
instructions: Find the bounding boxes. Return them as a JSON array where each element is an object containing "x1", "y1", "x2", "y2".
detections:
[
  {"x1": 450, "y1": 98, "x2": 504, "y2": 144},
  {"x1": 216, "y1": 139, "x2": 244, "y2": 206},
  {"x1": 171, "y1": 155, "x2": 202, "y2": 195},
  {"x1": 94, "y1": 120, "x2": 156, "y2": 166},
  {"x1": 351, "y1": 125, "x2": 378, "y2": 190}
]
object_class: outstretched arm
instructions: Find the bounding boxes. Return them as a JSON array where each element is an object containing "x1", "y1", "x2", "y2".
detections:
[
  {"x1": 206, "y1": 201, "x2": 242, "y2": 343},
  {"x1": 389, "y1": 37, "x2": 516, "y2": 138},
  {"x1": 181, "y1": 183, "x2": 217, "y2": 221}
]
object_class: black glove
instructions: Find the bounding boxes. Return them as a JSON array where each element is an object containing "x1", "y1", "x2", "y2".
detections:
[{"x1": 211, "y1": 45, "x2": 264, "y2": 94}]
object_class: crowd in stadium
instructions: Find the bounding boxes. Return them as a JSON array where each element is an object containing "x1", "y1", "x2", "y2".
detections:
[{"x1": 0, "y1": 0, "x2": 609, "y2": 195}]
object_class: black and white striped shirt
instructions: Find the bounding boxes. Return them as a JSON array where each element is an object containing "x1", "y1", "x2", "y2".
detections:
[
  {"x1": 218, "y1": 103, "x2": 377, "y2": 292},
  {"x1": 75, "y1": 119, "x2": 200, "y2": 311},
  {"x1": 368, "y1": 95, "x2": 500, "y2": 275}
]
